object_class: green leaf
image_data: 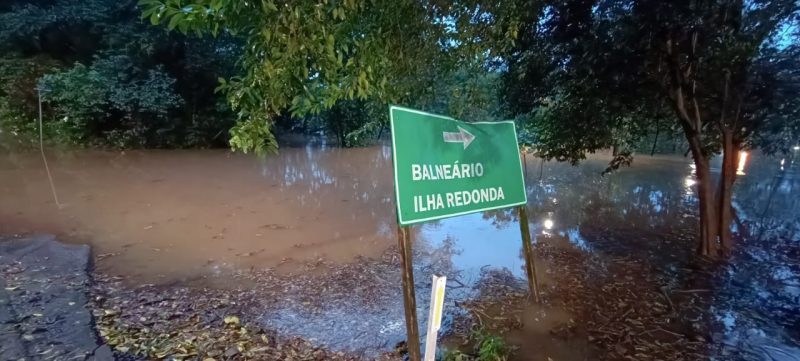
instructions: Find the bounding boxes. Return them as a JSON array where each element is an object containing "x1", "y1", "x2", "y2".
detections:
[{"x1": 167, "y1": 13, "x2": 183, "y2": 31}]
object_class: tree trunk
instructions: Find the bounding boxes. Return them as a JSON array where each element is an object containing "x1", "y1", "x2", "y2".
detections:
[
  {"x1": 717, "y1": 130, "x2": 737, "y2": 255},
  {"x1": 651, "y1": 119, "x2": 660, "y2": 156},
  {"x1": 376, "y1": 125, "x2": 384, "y2": 141},
  {"x1": 665, "y1": 41, "x2": 728, "y2": 256},
  {"x1": 672, "y1": 134, "x2": 677, "y2": 154},
  {"x1": 684, "y1": 130, "x2": 719, "y2": 256},
  {"x1": 695, "y1": 157, "x2": 719, "y2": 256}
]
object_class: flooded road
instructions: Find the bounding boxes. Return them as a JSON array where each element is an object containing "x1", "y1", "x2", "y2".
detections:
[
  {"x1": 1, "y1": 144, "x2": 798, "y2": 359},
  {"x1": 0, "y1": 146, "x2": 397, "y2": 282}
]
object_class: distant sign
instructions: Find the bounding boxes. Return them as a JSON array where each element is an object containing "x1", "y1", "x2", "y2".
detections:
[{"x1": 390, "y1": 106, "x2": 527, "y2": 225}]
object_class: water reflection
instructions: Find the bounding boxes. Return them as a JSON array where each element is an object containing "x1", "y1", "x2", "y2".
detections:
[
  {"x1": 715, "y1": 152, "x2": 800, "y2": 358},
  {"x1": 421, "y1": 212, "x2": 527, "y2": 280},
  {"x1": 2, "y1": 144, "x2": 799, "y2": 356},
  {"x1": 543, "y1": 218, "x2": 554, "y2": 231},
  {"x1": 515, "y1": 153, "x2": 799, "y2": 360},
  {"x1": 738, "y1": 151, "x2": 748, "y2": 176},
  {"x1": 565, "y1": 228, "x2": 592, "y2": 252}
]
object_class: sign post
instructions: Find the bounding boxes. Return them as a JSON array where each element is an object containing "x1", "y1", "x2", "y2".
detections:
[
  {"x1": 397, "y1": 226, "x2": 421, "y2": 361},
  {"x1": 517, "y1": 205, "x2": 541, "y2": 303},
  {"x1": 390, "y1": 106, "x2": 540, "y2": 361}
]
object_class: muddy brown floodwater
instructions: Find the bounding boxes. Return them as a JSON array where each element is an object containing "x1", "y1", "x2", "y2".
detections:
[
  {"x1": 0, "y1": 146, "x2": 397, "y2": 282},
  {"x1": 1, "y1": 143, "x2": 798, "y2": 360}
]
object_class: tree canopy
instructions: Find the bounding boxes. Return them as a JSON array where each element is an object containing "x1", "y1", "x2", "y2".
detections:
[
  {"x1": 139, "y1": 0, "x2": 523, "y2": 153},
  {"x1": 503, "y1": 0, "x2": 800, "y2": 255},
  {"x1": 0, "y1": 0, "x2": 239, "y2": 148},
  {"x1": 505, "y1": 0, "x2": 800, "y2": 163}
]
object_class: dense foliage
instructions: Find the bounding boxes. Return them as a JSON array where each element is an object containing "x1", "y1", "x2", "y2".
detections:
[
  {"x1": 502, "y1": 0, "x2": 800, "y2": 255},
  {"x1": 1, "y1": 0, "x2": 515, "y2": 150},
  {"x1": 0, "y1": 0, "x2": 237, "y2": 148},
  {"x1": 504, "y1": 0, "x2": 800, "y2": 163},
  {"x1": 39, "y1": 55, "x2": 183, "y2": 147},
  {"x1": 139, "y1": 0, "x2": 520, "y2": 153}
]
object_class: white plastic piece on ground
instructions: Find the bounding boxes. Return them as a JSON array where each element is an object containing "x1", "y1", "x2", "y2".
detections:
[{"x1": 423, "y1": 275, "x2": 447, "y2": 361}]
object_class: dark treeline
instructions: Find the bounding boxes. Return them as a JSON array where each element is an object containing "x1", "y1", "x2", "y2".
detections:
[
  {"x1": 0, "y1": 0, "x2": 243, "y2": 148},
  {"x1": 0, "y1": 0, "x2": 501, "y2": 149}
]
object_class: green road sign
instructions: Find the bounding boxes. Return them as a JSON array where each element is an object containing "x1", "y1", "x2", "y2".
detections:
[{"x1": 390, "y1": 106, "x2": 527, "y2": 225}]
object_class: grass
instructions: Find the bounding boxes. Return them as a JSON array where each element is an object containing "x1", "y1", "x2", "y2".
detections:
[{"x1": 441, "y1": 327, "x2": 511, "y2": 361}]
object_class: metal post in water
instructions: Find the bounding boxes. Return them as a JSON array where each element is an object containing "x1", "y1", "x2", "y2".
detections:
[{"x1": 37, "y1": 86, "x2": 62, "y2": 209}]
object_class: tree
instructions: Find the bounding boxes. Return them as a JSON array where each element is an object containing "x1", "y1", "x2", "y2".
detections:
[
  {"x1": 139, "y1": 0, "x2": 522, "y2": 154},
  {"x1": 419, "y1": 67, "x2": 504, "y2": 123},
  {"x1": 320, "y1": 99, "x2": 383, "y2": 147},
  {"x1": 39, "y1": 55, "x2": 183, "y2": 147},
  {"x1": 504, "y1": 0, "x2": 800, "y2": 256},
  {"x1": 0, "y1": 0, "x2": 239, "y2": 148}
]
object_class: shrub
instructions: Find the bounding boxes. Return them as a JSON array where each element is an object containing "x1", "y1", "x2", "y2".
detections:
[{"x1": 39, "y1": 54, "x2": 183, "y2": 147}]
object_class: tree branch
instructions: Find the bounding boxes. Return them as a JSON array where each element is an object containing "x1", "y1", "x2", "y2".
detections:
[
  {"x1": 717, "y1": 70, "x2": 731, "y2": 133},
  {"x1": 665, "y1": 34, "x2": 697, "y2": 134},
  {"x1": 691, "y1": 79, "x2": 702, "y2": 131}
]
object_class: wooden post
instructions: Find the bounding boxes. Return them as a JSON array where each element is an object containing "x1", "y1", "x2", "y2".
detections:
[
  {"x1": 398, "y1": 226, "x2": 421, "y2": 361},
  {"x1": 517, "y1": 206, "x2": 541, "y2": 303}
]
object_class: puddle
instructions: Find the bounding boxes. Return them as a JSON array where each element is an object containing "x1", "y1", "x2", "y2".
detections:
[{"x1": 506, "y1": 305, "x2": 590, "y2": 361}]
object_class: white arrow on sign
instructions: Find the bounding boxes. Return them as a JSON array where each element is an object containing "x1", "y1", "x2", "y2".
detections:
[{"x1": 442, "y1": 126, "x2": 476, "y2": 149}]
